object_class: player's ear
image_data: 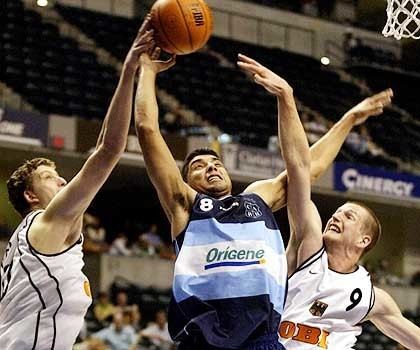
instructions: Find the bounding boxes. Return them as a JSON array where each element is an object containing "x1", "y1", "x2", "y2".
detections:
[
  {"x1": 24, "y1": 190, "x2": 39, "y2": 206},
  {"x1": 357, "y1": 234, "x2": 371, "y2": 249}
]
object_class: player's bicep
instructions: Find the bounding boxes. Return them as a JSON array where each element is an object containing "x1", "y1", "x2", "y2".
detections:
[
  {"x1": 42, "y1": 148, "x2": 119, "y2": 224},
  {"x1": 243, "y1": 172, "x2": 287, "y2": 211},
  {"x1": 288, "y1": 201, "x2": 323, "y2": 269}
]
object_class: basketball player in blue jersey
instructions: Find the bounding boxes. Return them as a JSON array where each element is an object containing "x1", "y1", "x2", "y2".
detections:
[
  {"x1": 0, "y1": 18, "x2": 155, "y2": 350},
  {"x1": 134, "y1": 50, "x2": 399, "y2": 349},
  {"x1": 239, "y1": 56, "x2": 420, "y2": 349}
]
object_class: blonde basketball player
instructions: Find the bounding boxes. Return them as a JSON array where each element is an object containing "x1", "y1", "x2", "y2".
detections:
[
  {"x1": 239, "y1": 55, "x2": 420, "y2": 349},
  {"x1": 0, "y1": 18, "x2": 155, "y2": 349}
]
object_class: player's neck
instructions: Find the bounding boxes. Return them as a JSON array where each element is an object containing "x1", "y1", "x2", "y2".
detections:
[{"x1": 327, "y1": 250, "x2": 359, "y2": 274}]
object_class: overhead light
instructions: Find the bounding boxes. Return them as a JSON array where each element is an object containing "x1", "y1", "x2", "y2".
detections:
[
  {"x1": 320, "y1": 56, "x2": 330, "y2": 66},
  {"x1": 37, "y1": 0, "x2": 49, "y2": 7}
]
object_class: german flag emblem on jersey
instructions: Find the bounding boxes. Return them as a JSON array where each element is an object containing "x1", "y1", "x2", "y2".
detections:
[{"x1": 309, "y1": 300, "x2": 328, "y2": 317}]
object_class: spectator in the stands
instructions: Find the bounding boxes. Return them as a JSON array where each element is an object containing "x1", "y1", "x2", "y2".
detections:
[
  {"x1": 375, "y1": 258, "x2": 405, "y2": 286},
  {"x1": 138, "y1": 310, "x2": 173, "y2": 350},
  {"x1": 91, "y1": 311, "x2": 137, "y2": 350},
  {"x1": 301, "y1": 0, "x2": 318, "y2": 16},
  {"x1": 115, "y1": 291, "x2": 141, "y2": 330},
  {"x1": 140, "y1": 224, "x2": 163, "y2": 255},
  {"x1": 83, "y1": 213, "x2": 109, "y2": 253},
  {"x1": 131, "y1": 233, "x2": 150, "y2": 257},
  {"x1": 73, "y1": 338, "x2": 109, "y2": 350},
  {"x1": 94, "y1": 291, "x2": 116, "y2": 327},
  {"x1": 109, "y1": 232, "x2": 132, "y2": 256},
  {"x1": 345, "y1": 129, "x2": 368, "y2": 155}
]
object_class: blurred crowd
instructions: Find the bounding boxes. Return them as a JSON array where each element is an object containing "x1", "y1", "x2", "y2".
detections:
[
  {"x1": 82, "y1": 213, "x2": 175, "y2": 261},
  {"x1": 74, "y1": 290, "x2": 174, "y2": 350}
]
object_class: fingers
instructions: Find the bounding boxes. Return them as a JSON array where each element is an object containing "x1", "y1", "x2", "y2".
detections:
[
  {"x1": 370, "y1": 107, "x2": 384, "y2": 116},
  {"x1": 131, "y1": 30, "x2": 155, "y2": 55},
  {"x1": 370, "y1": 88, "x2": 393, "y2": 105},
  {"x1": 164, "y1": 54, "x2": 177, "y2": 69},
  {"x1": 155, "y1": 54, "x2": 177, "y2": 72},
  {"x1": 238, "y1": 53, "x2": 262, "y2": 67},
  {"x1": 131, "y1": 40, "x2": 155, "y2": 55},
  {"x1": 237, "y1": 61, "x2": 263, "y2": 75},
  {"x1": 151, "y1": 47, "x2": 161, "y2": 60},
  {"x1": 253, "y1": 73, "x2": 272, "y2": 90},
  {"x1": 132, "y1": 15, "x2": 153, "y2": 46},
  {"x1": 138, "y1": 14, "x2": 152, "y2": 35}
]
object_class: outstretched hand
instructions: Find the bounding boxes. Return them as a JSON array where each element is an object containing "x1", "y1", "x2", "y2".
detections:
[
  {"x1": 140, "y1": 47, "x2": 176, "y2": 74},
  {"x1": 345, "y1": 89, "x2": 393, "y2": 126},
  {"x1": 124, "y1": 15, "x2": 155, "y2": 72},
  {"x1": 237, "y1": 53, "x2": 293, "y2": 96}
]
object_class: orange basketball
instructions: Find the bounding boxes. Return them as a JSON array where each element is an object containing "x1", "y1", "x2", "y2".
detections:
[{"x1": 150, "y1": 0, "x2": 213, "y2": 55}]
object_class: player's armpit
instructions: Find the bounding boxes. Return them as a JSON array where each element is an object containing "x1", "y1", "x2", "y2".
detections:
[{"x1": 243, "y1": 172, "x2": 287, "y2": 212}]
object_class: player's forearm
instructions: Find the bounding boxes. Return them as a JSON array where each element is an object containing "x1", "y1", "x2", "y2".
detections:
[
  {"x1": 277, "y1": 92, "x2": 310, "y2": 174},
  {"x1": 309, "y1": 112, "x2": 355, "y2": 180},
  {"x1": 135, "y1": 67, "x2": 160, "y2": 133},
  {"x1": 97, "y1": 66, "x2": 136, "y2": 154},
  {"x1": 376, "y1": 317, "x2": 420, "y2": 350},
  {"x1": 393, "y1": 319, "x2": 420, "y2": 350}
]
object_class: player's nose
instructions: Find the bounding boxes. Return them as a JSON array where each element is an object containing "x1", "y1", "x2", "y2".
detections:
[
  {"x1": 206, "y1": 162, "x2": 216, "y2": 172},
  {"x1": 58, "y1": 176, "x2": 67, "y2": 187},
  {"x1": 331, "y1": 213, "x2": 341, "y2": 222}
]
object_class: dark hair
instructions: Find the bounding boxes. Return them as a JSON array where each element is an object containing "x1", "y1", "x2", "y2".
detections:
[
  {"x1": 348, "y1": 201, "x2": 382, "y2": 256},
  {"x1": 7, "y1": 158, "x2": 56, "y2": 217},
  {"x1": 181, "y1": 148, "x2": 220, "y2": 181}
]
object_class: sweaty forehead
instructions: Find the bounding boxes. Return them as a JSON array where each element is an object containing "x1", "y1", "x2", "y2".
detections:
[
  {"x1": 189, "y1": 155, "x2": 220, "y2": 166},
  {"x1": 337, "y1": 203, "x2": 367, "y2": 217},
  {"x1": 34, "y1": 165, "x2": 57, "y2": 176}
]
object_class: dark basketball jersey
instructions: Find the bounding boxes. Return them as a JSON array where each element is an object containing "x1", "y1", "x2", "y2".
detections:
[{"x1": 169, "y1": 193, "x2": 287, "y2": 348}]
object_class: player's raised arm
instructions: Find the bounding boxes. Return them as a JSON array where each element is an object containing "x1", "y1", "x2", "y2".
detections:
[
  {"x1": 29, "y1": 18, "x2": 155, "y2": 253},
  {"x1": 310, "y1": 89, "x2": 393, "y2": 180},
  {"x1": 134, "y1": 50, "x2": 196, "y2": 229},
  {"x1": 241, "y1": 80, "x2": 392, "y2": 212},
  {"x1": 367, "y1": 287, "x2": 420, "y2": 349},
  {"x1": 238, "y1": 54, "x2": 322, "y2": 265}
]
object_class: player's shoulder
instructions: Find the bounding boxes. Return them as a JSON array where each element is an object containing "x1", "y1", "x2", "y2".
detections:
[{"x1": 369, "y1": 287, "x2": 398, "y2": 314}]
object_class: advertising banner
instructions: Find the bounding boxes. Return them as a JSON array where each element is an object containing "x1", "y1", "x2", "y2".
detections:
[
  {"x1": 0, "y1": 108, "x2": 48, "y2": 146},
  {"x1": 334, "y1": 162, "x2": 420, "y2": 200},
  {"x1": 222, "y1": 143, "x2": 284, "y2": 178}
]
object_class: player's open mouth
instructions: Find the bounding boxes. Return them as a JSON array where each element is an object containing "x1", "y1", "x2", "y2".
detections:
[
  {"x1": 328, "y1": 223, "x2": 341, "y2": 234},
  {"x1": 208, "y1": 175, "x2": 222, "y2": 182}
]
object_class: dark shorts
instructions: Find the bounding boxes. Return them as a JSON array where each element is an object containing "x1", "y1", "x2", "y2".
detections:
[{"x1": 178, "y1": 333, "x2": 285, "y2": 350}]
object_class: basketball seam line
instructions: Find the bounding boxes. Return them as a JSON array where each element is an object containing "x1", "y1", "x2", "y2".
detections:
[
  {"x1": 202, "y1": 2, "x2": 210, "y2": 47},
  {"x1": 157, "y1": 5, "x2": 185, "y2": 54},
  {"x1": 175, "y1": 0, "x2": 193, "y2": 51}
]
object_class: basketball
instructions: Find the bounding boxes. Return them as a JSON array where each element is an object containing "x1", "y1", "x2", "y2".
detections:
[{"x1": 150, "y1": 0, "x2": 213, "y2": 55}]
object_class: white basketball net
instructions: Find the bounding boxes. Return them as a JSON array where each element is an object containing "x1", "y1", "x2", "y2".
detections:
[{"x1": 383, "y1": 0, "x2": 420, "y2": 39}]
